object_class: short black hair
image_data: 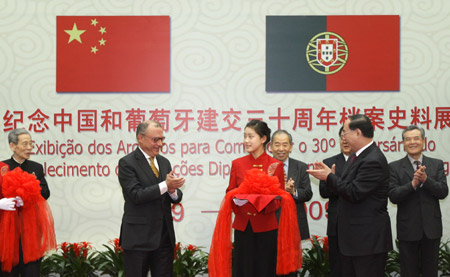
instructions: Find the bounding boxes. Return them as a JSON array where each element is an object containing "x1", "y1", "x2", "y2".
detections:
[
  {"x1": 338, "y1": 126, "x2": 344, "y2": 137},
  {"x1": 348, "y1": 114, "x2": 374, "y2": 138}
]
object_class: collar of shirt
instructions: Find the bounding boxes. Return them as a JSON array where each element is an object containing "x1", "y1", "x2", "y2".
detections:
[
  {"x1": 343, "y1": 153, "x2": 350, "y2": 162},
  {"x1": 407, "y1": 154, "x2": 423, "y2": 167},
  {"x1": 355, "y1": 140, "x2": 374, "y2": 157},
  {"x1": 12, "y1": 155, "x2": 26, "y2": 165},
  {"x1": 284, "y1": 158, "x2": 289, "y2": 175},
  {"x1": 138, "y1": 146, "x2": 159, "y2": 170}
]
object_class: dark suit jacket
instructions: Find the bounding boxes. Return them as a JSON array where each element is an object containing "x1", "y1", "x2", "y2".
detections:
[
  {"x1": 319, "y1": 153, "x2": 346, "y2": 237},
  {"x1": 326, "y1": 143, "x2": 392, "y2": 256},
  {"x1": 287, "y1": 158, "x2": 312, "y2": 240},
  {"x1": 388, "y1": 155, "x2": 448, "y2": 241},
  {"x1": 118, "y1": 148, "x2": 182, "y2": 251},
  {"x1": 3, "y1": 157, "x2": 50, "y2": 200}
]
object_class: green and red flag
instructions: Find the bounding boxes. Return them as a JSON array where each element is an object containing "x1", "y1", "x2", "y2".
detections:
[
  {"x1": 266, "y1": 15, "x2": 400, "y2": 92},
  {"x1": 57, "y1": 16, "x2": 170, "y2": 92}
]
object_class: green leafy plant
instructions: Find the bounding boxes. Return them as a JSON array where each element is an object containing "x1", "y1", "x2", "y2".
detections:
[
  {"x1": 40, "y1": 241, "x2": 97, "y2": 277},
  {"x1": 92, "y1": 238, "x2": 124, "y2": 277},
  {"x1": 300, "y1": 235, "x2": 330, "y2": 277},
  {"x1": 439, "y1": 239, "x2": 450, "y2": 276},
  {"x1": 384, "y1": 241, "x2": 400, "y2": 277},
  {"x1": 173, "y1": 242, "x2": 209, "y2": 277}
]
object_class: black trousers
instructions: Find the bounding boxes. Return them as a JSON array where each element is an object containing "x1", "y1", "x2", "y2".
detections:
[
  {"x1": 340, "y1": 252, "x2": 388, "y2": 277},
  {"x1": 398, "y1": 236, "x2": 440, "y2": 277},
  {"x1": 233, "y1": 224, "x2": 278, "y2": 277},
  {"x1": 123, "y1": 223, "x2": 174, "y2": 277},
  {"x1": 1, "y1": 242, "x2": 40, "y2": 277},
  {"x1": 328, "y1": 235, "x2": 342, "y2": 277}
]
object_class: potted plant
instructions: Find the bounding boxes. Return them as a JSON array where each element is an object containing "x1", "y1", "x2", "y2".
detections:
[
  {"x1": 173, "y1": 242, "x2": 209, "y2": 276},
  {"x1": 300, "y1": 235, "x2": 330, "y2": 277},
  {"x1": 40, "y1": 241, "x2": 97, "y2": 276},
  {"x1": 93, "y1": 238, "x2": 124, "y2": 277}
]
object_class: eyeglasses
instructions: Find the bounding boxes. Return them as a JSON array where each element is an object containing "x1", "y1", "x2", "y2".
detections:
[
  {"x1": 142, "y1": 134, "x2": 165, "y2": 143},
  {"x1": 341, "y1": 129, "x2": 354, "y2": 137}
]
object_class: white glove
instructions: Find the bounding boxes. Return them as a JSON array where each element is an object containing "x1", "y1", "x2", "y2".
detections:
[
  {"x1": 0, "y1": 198, "x2": 16, "y2": 211},
  {"x1": 15, "y1": 196, "x2": 24, "y2": 207}
]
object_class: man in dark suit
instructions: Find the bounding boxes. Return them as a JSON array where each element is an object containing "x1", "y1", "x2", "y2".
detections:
[
  {"x1": 307, "y1": 114, "x2": 392, "y2": 277},
  {"x1": 319, "y1": 126, "x2": 352, "y2": 277},
  {"x1": 388, "y1": 125, "x2": 448, "y2": 277},
  {"x1": 118, "y1": 120, "x2": 185, "y2": 277},
  {"x1": 271, "y1": 129, "x2": 312, "y2": 243},
  {"x1": 2, "y1": 128, "x2": 50, "y2": 276}
]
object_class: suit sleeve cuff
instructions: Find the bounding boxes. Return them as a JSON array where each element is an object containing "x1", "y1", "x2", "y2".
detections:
[{"x1": 159, "y1": 181, "x2": 179, "y2": 200}]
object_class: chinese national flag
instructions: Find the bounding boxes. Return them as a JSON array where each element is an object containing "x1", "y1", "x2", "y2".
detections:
[
  {"x1": 266, "y1": 15, "x2": 400, "y2": 92},
  {"x1": 57, "y1": 16, "x2": 170, "y2": 92}
]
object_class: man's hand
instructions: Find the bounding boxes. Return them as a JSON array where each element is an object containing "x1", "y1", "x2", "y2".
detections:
[
  {"x1": 414, "y1": 165, "x2": 427, "y2": 183},
  {"x1": 0, "y1": 198, "x2": 16, "y2": 211},
  {"x1": 285, "y1": 178, "x2": 295, "y2": 194},
  {"x1": 166, "y1": 170, "x2": 185, "y2": 193},
  {"x1": 306, "y1": 161, "x2": 332, "y2": 181}
]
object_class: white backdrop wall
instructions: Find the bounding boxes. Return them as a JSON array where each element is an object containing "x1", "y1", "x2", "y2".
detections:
[{"x1": 0, "y1": 0, "x2": 449, "y2": 251}]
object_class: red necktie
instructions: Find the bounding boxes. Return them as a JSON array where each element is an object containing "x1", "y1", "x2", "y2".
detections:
[{"x1": 350, "y1": 154, "x2": 357, "y2": 165}]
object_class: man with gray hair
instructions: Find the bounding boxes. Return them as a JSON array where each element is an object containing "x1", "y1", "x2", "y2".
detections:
[
  {"x1": 389, "y1": 125, "x2": 448, "y2": 276},
  {"x1": 118, "y1": 120, "x2": 185, "y2": 276},
  {"x1": 2, "y1": 128, "x2": 50, "y2": 276},
  {"x1": 270, "y1": 129, "x2": 312, "y2": 244}
]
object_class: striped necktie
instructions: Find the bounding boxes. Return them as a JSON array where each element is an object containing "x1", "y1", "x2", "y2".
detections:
[
  {"x1": 284, "y1": 163, "x2": 288, "y2": 184},
  {"x1": 150, "y1": 157, "x2": 159, "y2": 178}
]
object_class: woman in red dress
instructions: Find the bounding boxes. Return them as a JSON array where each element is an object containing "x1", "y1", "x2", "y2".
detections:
[{"x1": 226, "y1": 119, "x2": 285, "y2": 277}]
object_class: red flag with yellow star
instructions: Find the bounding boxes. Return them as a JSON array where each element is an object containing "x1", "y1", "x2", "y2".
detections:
[{"x1": 57, "y1": 16, "x2": 170, "y2": 92}]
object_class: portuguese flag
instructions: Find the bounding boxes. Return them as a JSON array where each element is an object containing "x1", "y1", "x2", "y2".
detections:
[{"x1": 266, "y1": 15, "x2": 400, "y2": 92}]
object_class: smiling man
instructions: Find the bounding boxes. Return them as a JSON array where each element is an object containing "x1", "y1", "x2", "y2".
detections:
[
  {"x1": 270, "y1": 129, "x2": 312, "y2": 242},
  {"x1": 118, "y1": 120, "x2": 185, "y2": 277},
  {"x1": 388, "y1": 125, "x2": 448, "y2": 276}
]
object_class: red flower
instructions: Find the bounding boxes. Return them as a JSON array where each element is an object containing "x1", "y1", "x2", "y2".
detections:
[
  {"x1": 80, "y1": 241, "x2": 92, "y2": 258},
  {"x1": 73, "y1": 243, "x2": 80, "y2": 257},
  {"x1": 59, "y1": 242, "x2": 69, "y2": 258},
  {"x1": 322, "y1": 236, "x2": 329, "y2": 253},
  {"x1": 308, "y1": 235, "x2": 320, "y2": 244},
  {"x1": 110, "y1": 238, "x2": 122, "y2": 254},
  {"x1": 174, "y1": 242, "x2": 182, "y2": 260},
  {"x1": 58, "y1": 241, "x2": 91, "y2": 259},
  {"x1": 187, "y1": 244, "x2": 198, "y2": 252}
]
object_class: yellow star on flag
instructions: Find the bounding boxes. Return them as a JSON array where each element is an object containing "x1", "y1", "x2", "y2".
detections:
[
  {"x1": 99, "y1": 27, "x2": 107, "y2": 34},
  {"x1": 98, "y1": 38, "x2": 106, "y2": 46},
  {"x1": 64, "y1": 23, "x2": 86, "y2": 44},
  {"x1": 91, "y1": 18, "x2": 98, "y2": 26},
  {"x1": 91, "y1": 46, "x2": 99, "y2": 54}
]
